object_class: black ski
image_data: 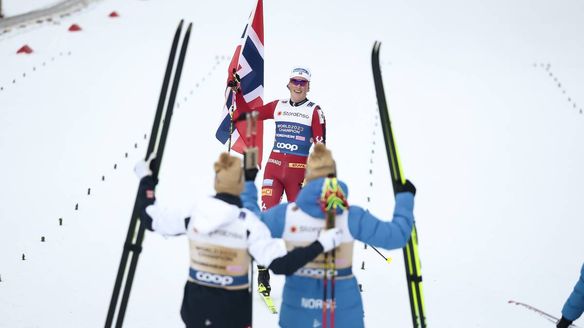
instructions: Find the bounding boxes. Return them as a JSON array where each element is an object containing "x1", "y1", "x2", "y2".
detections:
[
  {"x1": 371, "y1": 41, "x2": 427, "y2": 328},
  {"x1": 105, "y1": 20, "x2": 192, "y2": 328}
]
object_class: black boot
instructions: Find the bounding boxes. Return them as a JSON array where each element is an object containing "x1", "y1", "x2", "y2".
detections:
[{"x1": 257, "y1": 266, "x2": 271, "y2": 296}]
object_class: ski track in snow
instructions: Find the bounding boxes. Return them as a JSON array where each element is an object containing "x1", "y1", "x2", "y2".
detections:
[{"x1": 533, "y1": 63, "x2": 583, "y2": 115}]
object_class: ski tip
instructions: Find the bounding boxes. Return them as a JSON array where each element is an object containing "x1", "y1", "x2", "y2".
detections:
[
  {"x1": 371, "y1": 41, "x2": 382, "y2": 61},
  {"x1": 373, "y1": 40, "x2": 382, "y2": 50}
]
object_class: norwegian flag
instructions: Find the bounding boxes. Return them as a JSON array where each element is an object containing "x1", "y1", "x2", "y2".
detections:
[{"x1": 215, "y1": 0, "x2": 264, "y2": 167}]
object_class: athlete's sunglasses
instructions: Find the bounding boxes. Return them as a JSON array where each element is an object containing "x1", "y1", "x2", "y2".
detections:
[{"x1": 289, "y1": 78, "x2": 309, "y2": 87}]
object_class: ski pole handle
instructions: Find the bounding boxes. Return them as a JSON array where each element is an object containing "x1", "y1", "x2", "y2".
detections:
[{"x1": 244, "y1": 147, "x2": 258, "y2": 169}]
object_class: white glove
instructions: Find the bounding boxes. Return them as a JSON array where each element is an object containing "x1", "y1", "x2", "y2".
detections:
[
  {"x1": 317, "y1": 227, "x2": 342, "y2": 253},
  {"x1": 134, "y1": 153, "x2": 156, "y2": 179}
]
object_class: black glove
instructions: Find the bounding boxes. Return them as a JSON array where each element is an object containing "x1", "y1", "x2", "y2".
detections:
[
  {"x1": 134, "y1": 154, "x2": 156, "y2": 179},
  {"x1": 137, "y1": 175, "x2": 157, "y2": 231},
  {"x1": 227, "y1": 69, "x2": 241, "y2": 90},
  {"x1": 257, "y1": 266, "x2": 271, "y2": 296},
  {"x1": 395, "y1": 179, "x2": 416, "y2": 195},
  {"x1": 244, "y1": 151, "x2": 258, "y2": 181},
  {"x1": 245, "y1": 167, "x2": 258, "y2": 181},
  {"x1": 227, "y1": 79, "x2": 239, "y2": 88},
  {"x1": 557, "y1": 317, "x2": 573, "y2": 328},
  {"x1": 233, "y1": 111, "x2": 250, "y2": 122},
  {"x1": 149, "y1": 157, "x2": 159, "y2": 176}
]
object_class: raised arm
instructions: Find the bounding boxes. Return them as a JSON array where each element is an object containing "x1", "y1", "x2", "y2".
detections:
[
  {"x1": 234, "y1": 91, "x2": 278, "y2": 121},
  {"x1": 558, "y1": 263, "x2": 584, "y2": 328},
  {"x1": 134, "y1": 160, "x2": 188, "y2": 236},
  {"x1": 348, "y1": 181, "x2": 416, "y2": 250},
  {"x1": 241, "y1": 181, "x2": 262, "y2": 217},
  {"x1": 241, "y1": 180, "x2": 288, "y2": 238}
]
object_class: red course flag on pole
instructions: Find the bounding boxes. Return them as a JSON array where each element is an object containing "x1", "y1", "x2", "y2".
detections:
[{"x1": 215, "y1": 0, "x2": 264, "y2": 167}]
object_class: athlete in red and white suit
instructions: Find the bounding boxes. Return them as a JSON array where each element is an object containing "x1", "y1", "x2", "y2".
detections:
[{"x1": 234, "y1": 67, "x2": 326, "y2": 210}]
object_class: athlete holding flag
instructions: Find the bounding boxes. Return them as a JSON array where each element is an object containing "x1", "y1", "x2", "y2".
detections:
[
  {"x1": 230, "y1": 67, "x2": 326, "y2": 296},
  {"x1": 231, "y1": 67, "x2": 326, "y2": 211}
]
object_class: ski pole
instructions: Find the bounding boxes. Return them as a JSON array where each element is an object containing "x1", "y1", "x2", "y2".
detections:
[
  {"x1": 320, "y1": 177, "x2": 348, "y2": 328},
  {"x1": 369, "y1": 244, "x2": 392, "y2": 264},
  {"x1": 227, "y1": 69, "x2": 240, "y2": 152}
]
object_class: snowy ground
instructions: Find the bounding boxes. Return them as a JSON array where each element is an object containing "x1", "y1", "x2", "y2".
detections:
[
  {"x1": 1, "y1": 0, "x2": 583, "y2": 327},
  {"x1": 1, "y1": 0, "x2": 63, "y2": 16}
]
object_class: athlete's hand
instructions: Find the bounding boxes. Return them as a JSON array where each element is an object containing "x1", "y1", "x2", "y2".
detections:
[
  {"x1": 244, "y1": 168, "x2": 258, "y2": 182},
  {"x1": 227, "y1": 69, "x2": 241, "y2": 92},
  {"x1": 244, "y1": 148, "x2": 258, "y2": 181},
  {"x1": 557, "y1": 317, "x2": 573, "y2": 328},
  {"x1": 134, "y1": 153, "x2": 156, "y2": 180},
  {"x1": 318, "y1": 227, "x2": 342, "y2": 252},
  {"x1": 394, "y1": 179, "x2": 416, "y2": 196}
]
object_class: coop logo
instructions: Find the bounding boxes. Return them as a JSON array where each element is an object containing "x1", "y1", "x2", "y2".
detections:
[
  {"x1": 195, "y1": 271, "x2": 234, "y2": 286},
  {"x1": 296, "y1": 268, "x2": 337, "y2": 277},
  {"x1": 276, "y1": 142, "x2": 298, "y2": 151}
]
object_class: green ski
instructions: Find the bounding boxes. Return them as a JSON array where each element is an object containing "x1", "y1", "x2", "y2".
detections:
[
  {"x1": 371, "y1": 41, "x2": 427, "y2": 328},
  {"x1": 258, "y1": 283, "x2": 278, "y2": 314}
]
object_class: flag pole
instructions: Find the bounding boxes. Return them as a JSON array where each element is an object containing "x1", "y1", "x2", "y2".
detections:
[{"x1": 227, "y1": 86, "x2": 238, "y2": 152}]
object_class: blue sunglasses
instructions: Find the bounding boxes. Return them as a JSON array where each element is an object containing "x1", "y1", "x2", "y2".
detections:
[{"x1": 290, "y1": 78, "x2": 308, "y2": 86}]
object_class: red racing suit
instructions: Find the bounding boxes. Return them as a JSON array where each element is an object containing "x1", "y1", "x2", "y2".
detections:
[{"x1": 235, "y1": 95, "x2": 326, "y2": 210}]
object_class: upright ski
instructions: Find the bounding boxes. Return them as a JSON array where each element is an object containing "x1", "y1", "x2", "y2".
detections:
[
  {"x1": 105, "y1": 20, "x2": 193, "y2": 328},
  {"x1": 371, "y1": 41, "x2": 427, "y2": 328}
]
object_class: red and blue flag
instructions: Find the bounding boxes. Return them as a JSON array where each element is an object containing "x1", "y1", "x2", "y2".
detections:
[{"x1": 215, "y1": 0, "x2": 264, "y2": 167}]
